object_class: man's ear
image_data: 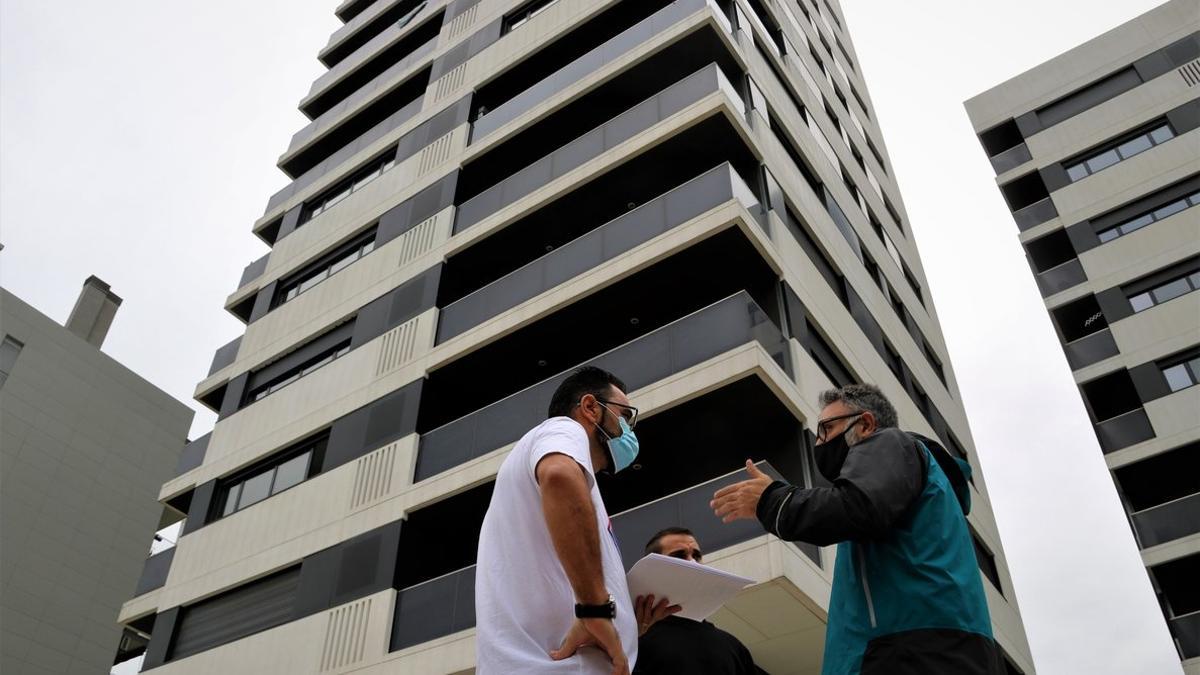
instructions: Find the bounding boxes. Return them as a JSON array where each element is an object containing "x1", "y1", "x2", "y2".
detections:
[
  {"x1": 578, "y1": 393, "x2": 599, "y2": 426},
  {"x1": 860, "y1": 411, "x2": 877, "y2": 436}
]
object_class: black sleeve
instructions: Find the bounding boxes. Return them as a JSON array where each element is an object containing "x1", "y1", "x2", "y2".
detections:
[{"x1": 754, "y1": 428, "x2": 925, "y2": 545}]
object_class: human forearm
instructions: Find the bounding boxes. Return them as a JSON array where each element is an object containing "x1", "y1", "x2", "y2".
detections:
[{"x1": 539, "y1": 455, "x2": 608, "y2": 604}]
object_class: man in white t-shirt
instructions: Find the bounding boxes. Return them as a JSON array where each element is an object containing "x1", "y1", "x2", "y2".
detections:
[{"x1": 476, "y1": 366, "x2": 673, "y2": 675}]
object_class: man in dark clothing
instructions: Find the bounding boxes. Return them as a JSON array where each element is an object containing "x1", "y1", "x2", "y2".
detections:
[
  {"x1": 710, "y1": 384, "x2": 1004, "y2": 675},
  {"x1": 632, "y1": 527, "x2": 763, "y2": 675}
]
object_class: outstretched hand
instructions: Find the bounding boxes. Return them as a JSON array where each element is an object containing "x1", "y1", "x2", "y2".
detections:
[
  {"x1": 710, "y1": 460, "x2": 773, "y2": 524},
  {"x1": 550, "y1": 617, "x2": 629, "y2": 675}
]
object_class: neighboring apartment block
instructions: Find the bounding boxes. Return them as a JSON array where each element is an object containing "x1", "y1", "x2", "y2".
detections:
[
  {"x1": 1, "y1": 279, "x2": 193, "y2": 675},
  {"x1": 965, "y1": 1, "x2": 1199, "y2": 670},
  {"x1": 118, "y1": 0, "x2": 1033, "y2": 672}
]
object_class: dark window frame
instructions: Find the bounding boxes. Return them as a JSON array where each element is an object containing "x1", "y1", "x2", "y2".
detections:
[
  {"x1": 210, "y1": 433, "x2": 331, "y2": 523},
  {"x1": 273, "y1": 228, "x2": 379, "y2": 309},
  {"x1": 1064, "y1": 119, "x2": 1174, "y2": 183}
]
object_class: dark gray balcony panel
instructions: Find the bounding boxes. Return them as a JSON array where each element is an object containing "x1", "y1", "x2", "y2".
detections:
[
  {"x1": 1095, "y1": 408, "x2": 1155, "y2": 454},
  {"x1": 1035, "y1": 259, "x2": 1087, "y2": 297},
  {"x1": 1132, "y1": 492, "x2": 1200, "y2": 549},
  {"x1": 437, "y1": 163, "x2": 760, "y2": 342},
  {"x1": 268, "y1": 96, "x2": 423, "y2": 210},
  {"x1": 134, "y1": 548, "x2": 176, "y2": 597},
  {"x1": 1063, "y1": 329, "x2": 1119, "y2": 371},
  {"x1": 610, "y1": 463, "x2": 821, "y2": 569},
  {"x1": 471, "y1": 0, "x2": 707, "y2": 141},
  {"x1": 1012, "y1": 197, "x2": 1058, "y2": 231},
  {"x1": 326, "y1": 379, "x2": 425, "y2": 472},
  {"x1": 264, "y1": 96, "x2": 470, "y2": 218},
  {"x1": 989, "y1": 143, "x2": 1032, "y2": 175},
  {"x1": 390, "y1": 566, "x2": 476, "y2": 651},
  {"x1": 176, "y1": 433, "x2": 210, "y2": 476},
  {"x1": 239, "y1": 254, "x2": 270, "y2": 287},
  {"x1": 1176, "y1": 611, "x2": 1200, "y2": 659},
  {"x1": 291, "y1": 38, "x2": 437, "y2": 151},
  {"x1": 313, "y1": 4, "x2": 440, "y2": 99},
  {"x1": 457, "y1": 63, "x2": 735, "y2": 233},
  {"x1": 207, "y1": 336, "x2": 242, "y2": 376},
  {"x1": 416, "y1": 292, "x2": 789, "y2": 481}
]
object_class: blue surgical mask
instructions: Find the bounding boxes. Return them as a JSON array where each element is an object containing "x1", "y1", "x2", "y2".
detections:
[{"x1": 596, "y1": 408, "x2": 639, "y2": 473}]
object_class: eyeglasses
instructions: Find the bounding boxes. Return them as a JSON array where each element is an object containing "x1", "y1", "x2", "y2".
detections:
[
  {"x1": 816, "y1": 412, "x2": 863, "y2": 443},
  {"x1": 596, "y1": 399, "x2": 639, "y2": 429}
]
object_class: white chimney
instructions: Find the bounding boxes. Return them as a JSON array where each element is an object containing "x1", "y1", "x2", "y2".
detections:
[{"x1": 65, "y1": 276, "x2": 122, "y2": 348}]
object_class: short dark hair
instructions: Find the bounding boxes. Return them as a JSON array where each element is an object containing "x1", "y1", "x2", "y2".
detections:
[
  {"x1": 547, "y1": 366, "x2": 627, "y2": 419},
  {"x1": 818, "y1": 383, "x2": 898, "y2": 429},
  {"x1": 644, "y1": 526, "x2": 695, "y2": 556}
]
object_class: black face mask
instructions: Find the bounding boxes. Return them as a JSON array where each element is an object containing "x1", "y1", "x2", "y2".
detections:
[{"x1": 815, "y1": 422, "x2": 858, "y2": 482}]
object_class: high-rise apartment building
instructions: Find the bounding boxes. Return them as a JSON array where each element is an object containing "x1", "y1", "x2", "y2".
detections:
[
  {"x1": 118, "y1": 0, "x2": 1032, "y2": 672},
  {"x1": 965, "y1": 2, "x2": 1198, "y2": 671},
  {"x1": 1, "y1": 278, "x2": 194, "y2": 675}
]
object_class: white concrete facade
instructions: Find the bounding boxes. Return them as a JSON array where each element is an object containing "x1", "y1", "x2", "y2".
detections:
[
  {"x1": 966, "y1": 1, "x2": 1200, "y2": 668},
  {"x1": 121, "y1": 0, "x2": 1032, "y2": 673},
  {"x1": 1, "y1": 289, "x2": 193, "y2": 675}
]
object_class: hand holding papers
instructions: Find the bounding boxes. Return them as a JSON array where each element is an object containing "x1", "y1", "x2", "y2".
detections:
[{"x1": 626, "y1": 553, "x2": 755, "y2": 622}]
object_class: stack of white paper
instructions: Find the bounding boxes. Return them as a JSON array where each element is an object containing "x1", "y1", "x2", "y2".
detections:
[{"x1": 626, "y1": 553, "x2": 756, "y2": 621}]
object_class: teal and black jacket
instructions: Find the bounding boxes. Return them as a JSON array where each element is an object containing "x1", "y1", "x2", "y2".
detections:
[{"x1": 755, "y1": 428, "x2": 1004, "y2": 675}]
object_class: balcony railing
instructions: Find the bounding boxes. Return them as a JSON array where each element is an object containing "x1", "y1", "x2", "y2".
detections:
[
  {"x1": 456, "y1": 62, "x2": 743, "y2": 234},
  {"x1": 989, "y1": 143, "x2": 1032, "y2": 175},
  {"x1": 471, "y1": 0, "x2": 709, "y2": 141},
  {"x1": 1034, "y1": 258, "x2": 1087, "y2": 297},
  {"x1": 390, "y1": 464, "x2": 817, "y2": 652},
  {"x1": 1094, "y1": 407, "x2": 1155, "y2": 454},
  {"x1": 176, "y1": 433, "x2": 210, "y2": 476},
  {"x1": 1131, "y1": 491, "x2": 1200, "y2": 549},
  {"x1": 1171, "y1": 610, "x2": 1200, "y2": 660},
  {"x1": 133, "y1": 547, "x2": 175, "y2": 597},
  {"x1": 207, "y1": 336, "x2": 242, "y2": 377},
  {"x1": 239, "y1": 254, "x2": 270, "y2": 288},
  {"x1": 1012, "y1": 197, "x2": 1058, "y2": 231},
  {"x1": 1062, "y1": 329, "x2": 1119, "y2": 371},
  {"x1": 437, "y1": 163, "x2": 762, "y2": 342},
  {"x1": 415, "y1": 291, "x2": 789, "y2": 482},
  {"x1": 289, "y1": 38, "x2": 438, "y2": 154}
]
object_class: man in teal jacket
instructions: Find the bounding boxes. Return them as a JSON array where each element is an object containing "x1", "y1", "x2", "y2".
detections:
[{"x1": 711, "y1": 384, "x2": 1004, "y2": 675}]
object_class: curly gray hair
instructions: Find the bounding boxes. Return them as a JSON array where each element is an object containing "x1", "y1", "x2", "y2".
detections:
[{"x1": 818, "y1": 383, "x2": 898, "y2": 429}]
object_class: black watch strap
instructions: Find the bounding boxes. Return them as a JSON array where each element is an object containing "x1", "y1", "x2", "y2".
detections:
[{"x1": 574, "y1": 594, "x2": 616, "y2": 619}]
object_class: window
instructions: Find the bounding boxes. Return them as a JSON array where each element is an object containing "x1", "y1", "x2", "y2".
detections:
[
  {"x1": 924, "y1": 341, "x2": 946, "y2": 386},
  {"x1": 862, "y1": 249, "x2": 883, "y2": 291},
  {"x1": 0, "y1": 335, "x2": 23, "y2": 389},
  {"x1": 1127, "y1": 267, "x2": 1200, "y2": 313},
  {"x1": 246, "y1": 340, "x2": 351, "y2": 403},
  {"x1": 970, "y1": 527, "x2": 1003, "y2": 595},
  {"x1": 170, "y1": 566, "x2": 301, "y2": 660},
  {"x1": 1065, "y1": 122, "x2": 1174, "y2": 183},
  {"x1": 215, "y1": 435, "x2": 327, "y2": 521},
  {"x1": 834, "y1": 35, "x2": 855, "y2": 72},
  {"x1": 503, "y1": 0, "x2": 559, "y2": 33},
  {"x1": 902, "y1": 264, "x2": 924, "y2": 306},
  {"x1": 302, "y1": 152, "x2": 397, "y2": 224},
  {"x1": 275, "y1": 230, "x2": 377, "y2": 307},
  {"x1": 1098, "y1": 188, "x2": 1200, "y2": 243},
  {"x1": 1161, "y1": 353, "x2": 1200, "y2": 393}
]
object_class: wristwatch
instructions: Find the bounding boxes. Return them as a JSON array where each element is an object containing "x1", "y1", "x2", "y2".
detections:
[{"x1": 574, "y1": 594, "x2": 616, "y2": 619}]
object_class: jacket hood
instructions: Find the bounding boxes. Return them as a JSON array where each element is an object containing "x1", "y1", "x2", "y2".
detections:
[{"x1": 909, "y1": 432, "x2": 972, "y2": 515}]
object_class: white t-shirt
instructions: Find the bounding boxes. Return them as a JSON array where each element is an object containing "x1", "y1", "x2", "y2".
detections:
[{"x1": 475, "y1": 417, "x2": 637, "y2": 674}]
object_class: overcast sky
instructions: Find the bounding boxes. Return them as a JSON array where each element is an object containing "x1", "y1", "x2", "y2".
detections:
[{"x1": 0, "y1": 1, "x2": 1184, "y2": 673}]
